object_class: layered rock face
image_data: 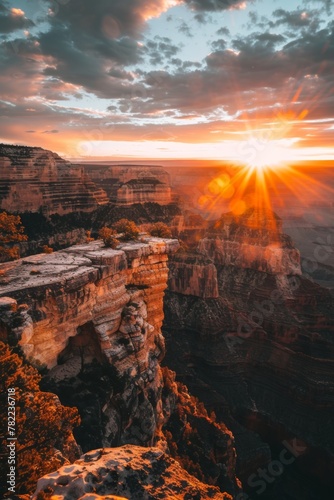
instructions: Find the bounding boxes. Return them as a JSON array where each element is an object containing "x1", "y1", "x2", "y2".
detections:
[
  {"x1": 84, "y1": 164, "x2": 172, "y2": 205},
  {"x1": 0, "y1": 144, "x2": 108, "y2": 215},
  {"x1": 163, "y1": 208, "x2": 334, "y2": 494},
  {"x1": 0, "y1": 237, "x2": 179, "y2": 448},
  {"x1": 200, "y1": 208, "x2": 301, "y2": 275},
  {"x1": 33, "y1": 445, "x2": 231, "y2": 500},
  {"x1": 114, "y1": 177, "x2": 172, "y2": 206},
  {"x1": 168, "y1": 251, "x2": 219, "y2": 298}
]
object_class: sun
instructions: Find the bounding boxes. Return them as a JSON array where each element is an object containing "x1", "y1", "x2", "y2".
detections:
[{"x1": 237, "y1": 138, "x2": 295, "y2": 173}]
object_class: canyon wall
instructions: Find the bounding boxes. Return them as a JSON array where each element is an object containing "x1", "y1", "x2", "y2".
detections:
[
  {"x1": 0, "y1": 145, "x2": 108, "y2": 215},
  {"x1": 163, "y1": 209, "x2": 334, "y2": 496}
]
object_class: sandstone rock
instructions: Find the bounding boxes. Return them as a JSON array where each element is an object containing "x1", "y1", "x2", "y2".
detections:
[
  {"x1": 114, "y1": 178, "x2": 172, "y2": 206},
  {"x1": 0, "y1": 144, "x2": 109, "y2": 215},
  {"x1": 33, "y1": 445, "x2": 229, "y2": 499},
  {"x1": 163, "y1": 208, "x2": 334, "y2": 487},
  {"x1": 0, "y1": 237, "x2": 179, "y2": 450},
  {"x1": 168, "y1": 251, "x2": 219, "y2": 298},
  {"x1": 85, "y1": 165, "x2": 172, "y2": 205}
]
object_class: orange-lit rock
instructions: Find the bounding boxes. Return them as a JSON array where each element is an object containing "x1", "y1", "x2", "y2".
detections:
[
  {"x1": 33, "y1": 445, "x2": 231, "y2": 500},
  {"x1": 0, "y1": 237, "x2": 179, "y2": 448},
  {"x1": 0, "y1": 144, "x2": 109, "y2": 215}
]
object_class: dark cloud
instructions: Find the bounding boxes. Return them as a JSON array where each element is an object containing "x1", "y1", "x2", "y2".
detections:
[
  {"x1": 184, "y1": 0, "x2": 248, "y2": 11},
  {"x1": 0, "y1": 0, "x2": 333, "y2": 150},
  {"x1": 216, "y1": 26, "x2": 230, "y2": 36},
  {"x1": 211, "y1": 38, "x2": 227, "y2": 51},
  {"x1": 143, "y1": 36, "x2": 180, "y2": 66},
  {"x1": 178, "y1": 21, "x2": 193, "y2": 37},
  {"x1": 47, "y1": 0, "x2": 171, "y2": 38},
  {"x1": 136, "y1": 21, "x2": 334, "y2": 122},
  {"x1": 0, "y1": 4, "x2": 34, "y2": 34},
  {"x1": 273, "y1": 8, "x2": 323, "y2": 31}
]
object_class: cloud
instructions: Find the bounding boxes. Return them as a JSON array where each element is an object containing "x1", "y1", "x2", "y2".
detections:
[
  {"x1": 183, "y1": 0, "x2": 249, "y2": 11},
  {"x1": 216, "y1": 26, "x2": 230, "y2": 36},
  {"x1": 0, "y1": 0, "x2": 333, "y2": 154},
  {"x1": 143, "y1": 36, "x2": 181, "y2": 65},
  {"x1": 211, "y1": 38, "x2": 227, "y2": 51},
  {"x1": 48, "y1": 0, "x2": 176, "y2": 39},
  {"x1": 0, "y1": 4, "x2": 34, "y2": 33},
  {"x1": 273, "y1": 8, "x2": 323, "y2": 30},
  {"x1": 178, "y1": 21, "x2": 193, "y2": 37}
]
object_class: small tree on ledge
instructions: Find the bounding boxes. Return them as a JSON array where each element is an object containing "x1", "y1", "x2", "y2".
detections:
[
  {"x1": 0, "y1": 211, "x2": 28, "y2": 262},
  {"x1": 148, "y1": 222, "x2": 172, "y2": 238},
  {"x1": 112, "y1": 219, "x2": 139, "y2": 241},
  {"x1": 98, "y1": 227, "x2": 120, "y2": 249}
]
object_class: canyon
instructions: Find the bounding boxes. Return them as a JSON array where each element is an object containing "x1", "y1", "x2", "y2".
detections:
[
  {"x1": 1, "y1": 206, "x2": 333, "y2": 498},
  {"x1": 1, "y1": 145, "x2": 333, "y2": 499},
  {"x1": 84, "y1": 165, "x2": 172, "y2": 206},
  {"x1": 164, "y1": 207, "x2": 334, "y2": 499},
  {"x1": 0, "y1": 145, "x2": 173, "y2": 216}
]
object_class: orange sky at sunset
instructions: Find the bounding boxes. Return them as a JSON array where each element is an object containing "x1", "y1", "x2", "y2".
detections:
[{"x1": 0, "y1": 0, "x2": 334, "y2": 164}]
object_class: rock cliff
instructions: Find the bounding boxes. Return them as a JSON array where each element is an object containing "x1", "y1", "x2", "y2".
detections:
[
  {"x1": 33, "y1": 445, "x2": 232, "y2": 500},
  {"x1": 84, "y1": 164, "x2": 171, "y2": 204},
  {"x1": 114, "y1": 177, "x2": 172, "y2": 206},
  {"x1": 163, "y1": 208, "x2": 334, "y2": 497},
  {"x1": 0, "y1": 238, "x2": 179, "y2": 448},
  {"x1": 0, "y1": 237, "x2": 241, "y2": 498},
  {"x1": 0, "y1": 144, "x2": 108, "y2": 215}
]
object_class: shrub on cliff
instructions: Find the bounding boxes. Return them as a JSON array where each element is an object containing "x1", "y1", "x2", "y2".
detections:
[
  {"x1": 0, "y1": 211, "x2": 28, "y2": 262},
  {"x1": 0, "y1": 342, "x2": 80, "y2": 496},
  {"x1": 148, "y1": 222, "x2": 172, "y2": 238},
  {"x1": 98, "y1": 227, "x2": 119, "y2": 248},
  {"x1": 112, "y1": 218, "x2": 139, "y2": 241}
]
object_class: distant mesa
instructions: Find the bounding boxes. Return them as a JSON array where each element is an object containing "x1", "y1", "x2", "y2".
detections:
[
  {"x1": 0, "y1": 144, "x2": 109, "y2": 216},
  {"x1": 84, "y1": 164, "x2": 173, "y2": 206}
]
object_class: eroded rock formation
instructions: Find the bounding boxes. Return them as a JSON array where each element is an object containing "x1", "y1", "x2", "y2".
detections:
[
  {"x1": 0, "y1": 144, "x2": 108, "y2": 215},
  {"x1": 0, "y1": 236, "x2": 242, "y2": 498},
  {"x1": 0, "y1": 238, "x2": 179, "y2": 449},
  {"x1": 163, "y1": 208, "x2": 334, "y2": 496},
  {"x1": 33, "y1": 445, "x2": 232, "y2": 500}
]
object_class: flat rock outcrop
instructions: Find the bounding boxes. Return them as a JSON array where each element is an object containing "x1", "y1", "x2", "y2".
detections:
[
  {"x1": 33, "y1": 445, "x2": 230, "y2": 500},
  {"x1": 0, "y1": 237, "x2": 179, "y2": 449},
  {"x1": 0, "y1": 144, "x2": 109, "y2": 215}
]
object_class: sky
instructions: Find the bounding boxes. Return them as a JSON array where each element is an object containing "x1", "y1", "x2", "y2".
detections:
[{"x1": 0, "y1": 0, "x2": 334, "y2": 161}]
